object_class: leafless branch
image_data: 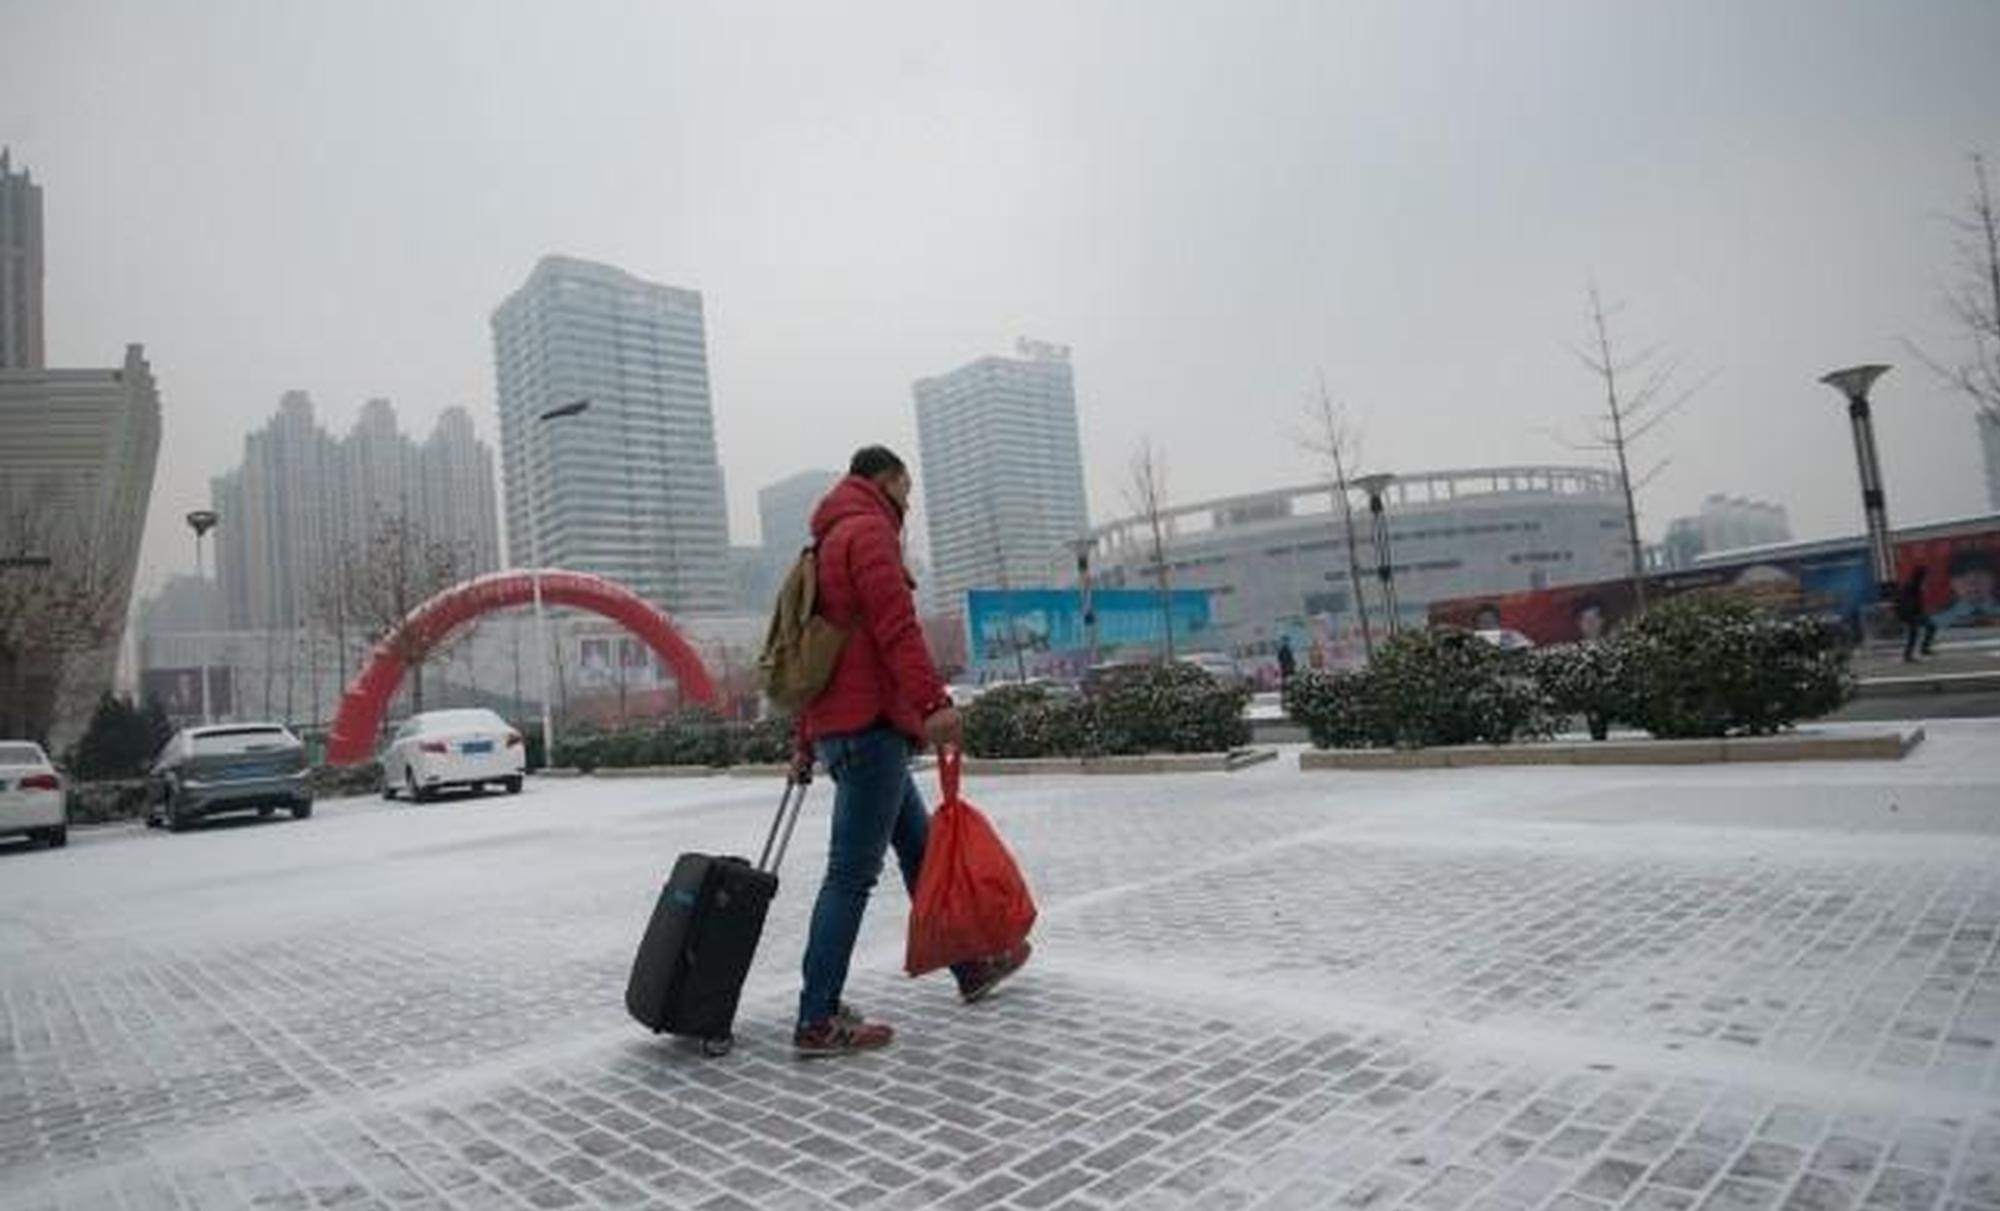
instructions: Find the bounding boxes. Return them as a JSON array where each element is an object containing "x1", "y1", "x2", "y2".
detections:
[
  {"x1": 1294, "y1": 375, "x2": 1376, "y2": 659},
  {"x1": 1558, "y1": 284, "x2": 1711, "y2": 612},
  {"x1": 1123, "y1": 438, "x2": 1177, "y2": 664},
  {"x1": 0, "y1": 481, "x2": 128, "y2": 742},
  {"x1": 1910, "y1": 152, "x2": 2000, "y2": 424}
]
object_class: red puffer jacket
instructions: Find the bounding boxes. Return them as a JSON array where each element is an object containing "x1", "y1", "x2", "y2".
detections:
[{"x1": 799, "y1": 476, "x2": 950, "y2": 745}]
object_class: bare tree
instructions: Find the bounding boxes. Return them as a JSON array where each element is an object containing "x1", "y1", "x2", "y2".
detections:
[
  {"x1": 334, "y1": 515, "x2": 471, "y2": 714},
  {"x1": 308, "y1": 559, "x2": 353, "y2": 699},
  {"x1": 0, "y1": 485, "x2": 127, "y2": 744},
  {"x1": 1561, "y1": 285, "x2": 1708, "y2": 613},
  {"x1": 1297, "y1": 374, "x2": 1376, "y2": 660},
  {"x1": 1908, "y1": 153, "x2": 2000, "y2": 431},
  {"x1": 1124, "y1": 438, "x2": 1177, "y2": 664}
]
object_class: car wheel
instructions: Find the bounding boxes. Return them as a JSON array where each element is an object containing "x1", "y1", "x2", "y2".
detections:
[
  {"x1": 292, "y1": 801, "x2": 312, "y2": 820},
  {"x1": 504, "y1": 776, "x2": 523, "y2": 795},
  {"x1": 380, "y1": 771, "x2": 397, "y2": 802},
  {"x1": 406, "y1": 768, "x2": 429, "y2": 804},
  {"x1": 46, "y1": 826, "x2": 66, "y2": 849},
  {"x1": 165, "y1": 796, "x2": 190, "y2": 833}
]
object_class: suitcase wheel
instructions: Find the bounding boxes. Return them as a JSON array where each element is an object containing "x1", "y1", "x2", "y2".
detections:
[{"x1": 701, "y1": 1035, "x2": 734, "y2": 1058}]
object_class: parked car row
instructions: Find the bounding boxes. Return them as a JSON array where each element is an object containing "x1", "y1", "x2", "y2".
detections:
[{"x1": 3, "y1": 707, "x2": 530, "y2": 852}]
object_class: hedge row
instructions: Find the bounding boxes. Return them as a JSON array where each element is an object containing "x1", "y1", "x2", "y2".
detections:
[
  {"x1": 962, "y1": 663, "x2": 1252, "y2": 759},
  {"x1": 1286, "y1": 593, "x2": 1854, "y2": 749},
  {"x1": 552, "y1": 709, "x2": 795, "y2": 772}
]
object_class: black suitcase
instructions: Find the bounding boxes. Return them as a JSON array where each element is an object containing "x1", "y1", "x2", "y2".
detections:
[{"x1": 625, "y1": 776, "x2": 808, "y2": 1056}]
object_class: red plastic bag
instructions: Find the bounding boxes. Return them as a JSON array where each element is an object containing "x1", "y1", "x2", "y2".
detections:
[{"x1": 905, "y1": 750, "x2": 1037, "y2": 976}]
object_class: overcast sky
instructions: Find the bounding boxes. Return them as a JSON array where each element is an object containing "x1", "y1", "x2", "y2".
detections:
[{"x1": 4, "y1": 0, "x2": 1997, "y2": 599}]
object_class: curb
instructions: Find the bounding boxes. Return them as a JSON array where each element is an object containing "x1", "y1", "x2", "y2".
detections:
[
  {"x1": 1299, "y1": 727, "x2": 1924, "y2": 770},
  {"x1": 1855, "y1": 671, "x2": 2000, "y2": 697},
  {"x1": 965, "y1": 749, "x2": 1277, "y2": 777}
]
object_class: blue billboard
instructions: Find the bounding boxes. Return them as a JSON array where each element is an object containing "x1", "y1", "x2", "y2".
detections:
[{"x1": 964, "y1": 588, "x2": 1213, "y2": 679}]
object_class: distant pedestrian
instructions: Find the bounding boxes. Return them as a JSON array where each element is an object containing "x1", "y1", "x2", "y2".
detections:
[
  {"x1": 1276, "y1": 635, "x2": 1297, "y2": 684},
  {"x1": 790, "y1": 445, "x2": 1030, "y2": 1057},
  {"x1": 1896, "y1": 566, "x2": 1937, "y2": 662}
]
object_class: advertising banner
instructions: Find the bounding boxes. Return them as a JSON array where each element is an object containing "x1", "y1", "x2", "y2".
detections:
[
  {"x1": 1428, "y1": 520, "x2": 2000, "y2": 644},
  {"x1": 964, "y1": 588, "x2": 1212, "y2": 679}
]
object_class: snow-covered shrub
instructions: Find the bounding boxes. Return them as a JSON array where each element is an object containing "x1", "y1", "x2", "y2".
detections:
[
  {"x1": 962, "y1": 664, "x2": 1248, "y2": 758},
  {"x1": 1612, "y1": 593, "x2": 1853, "y2": 738},
  {"x1": 1530, "y1": 641, "x2": 1627, "y2": 740},
  {"x1": 1283, "y1": 669, "x2": 1392, "y2": 750},
  {"x1": 1088, "y1": 662, "x2": 1250, "y2": 756},
  {"x1": 963, "y1": 684, "x2": 1097, "y2": 759},
  {"x1": 654, "y1": 707, "x2": 734, "y2": 768},
  {"x1": 1290, "y1": 628, "x2": 1550, "y2": 749},
  {"x1": 734, "y1": 715, "x2": 797, "y2": 765}
]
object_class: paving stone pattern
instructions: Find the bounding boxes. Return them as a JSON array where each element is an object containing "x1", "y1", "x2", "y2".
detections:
[{"x1": 3, "y1": 724, "x2": 1999, "y2": 1210}]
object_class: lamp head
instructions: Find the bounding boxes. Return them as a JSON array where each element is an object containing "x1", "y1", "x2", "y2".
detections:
[
  {"x1": 1819, "y1": 364, "x2": 1890, "y2": 402},
  {"x1": 1353, "y1": 473, "x2": 1396, "y2": 500}
]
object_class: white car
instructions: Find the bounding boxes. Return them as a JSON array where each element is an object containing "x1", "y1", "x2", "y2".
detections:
[
  {"x1": 0, "y1": 741, "x2": 67, "y2": 849},
  {"x1": 1475, "y1": 628, "x2": 1537, "y2": 654},
  {"x1": 1179, "y1": 652, "x2": 1249, "y2": 688},
  {"x1": 381, "y1": 709, "x2": 525, "y2": 803}
]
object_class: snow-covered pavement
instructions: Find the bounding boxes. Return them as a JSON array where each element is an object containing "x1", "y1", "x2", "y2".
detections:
[{"x1": 3, "y1": 722, "x2": 1998, "y2": 1211}]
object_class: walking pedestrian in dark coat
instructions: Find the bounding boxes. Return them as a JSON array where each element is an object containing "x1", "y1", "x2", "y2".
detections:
[{"x1": 1896, "y1": 567, "x2": 1937, "y2": 662}]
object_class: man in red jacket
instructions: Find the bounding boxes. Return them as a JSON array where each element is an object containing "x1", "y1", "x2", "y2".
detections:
[{"x1": 792, "y1": 446, "x2": 1031, "y2": 1056}]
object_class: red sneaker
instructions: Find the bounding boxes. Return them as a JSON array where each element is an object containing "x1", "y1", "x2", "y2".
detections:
[
  {"x1": 958, "y1": 940, "x2": 1033, "y2": 1005},
  {"x1": 794, "y1": 1013, "x2": 894, "y2": 1057}
]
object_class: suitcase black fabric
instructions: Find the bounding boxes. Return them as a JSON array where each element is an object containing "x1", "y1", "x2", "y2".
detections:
[{"x1": 625, "y1": 777, "x2": 807, "y2": 1055}]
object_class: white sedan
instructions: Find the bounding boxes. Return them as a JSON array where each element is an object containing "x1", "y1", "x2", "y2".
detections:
[
  {"x1": 0, "y1": 741, "x2": 67, "y2": 849},
  {"x1": 380, "y1": 709, "x2": 525, "y2": 803}
]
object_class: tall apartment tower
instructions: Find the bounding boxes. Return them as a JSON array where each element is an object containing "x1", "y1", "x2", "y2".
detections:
[
  {"x1": 0, "y1": 155, "x2": 157, "y2": 746},
  {"x1": 914, "y1": 340, "x2": 1089, "y2": 606},
  {"x1": 759, "y1": 469, "x2": 841, "y2": 554},
  {"x1": 211, "y1": 394, "x2": 500, "y2": 630},
  {"x1": 0, "y1": 149, "x2": 45, "y2": 370},
  {"x1": 0, "y1": 345, "x2": 161, "y2": 744},
  {"x1": 491, "y1": 256, "x2": 731, "y2": 615}
]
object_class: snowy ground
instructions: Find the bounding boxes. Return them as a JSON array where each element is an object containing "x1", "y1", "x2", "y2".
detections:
[{"x1": 3, "y1": 721, "x2": 1998, "y2": 1211}]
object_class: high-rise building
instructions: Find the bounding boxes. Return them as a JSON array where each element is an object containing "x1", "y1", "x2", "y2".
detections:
[
  {"x1": 1656, "y1": 494, "x2": 1793, "y2": 569},
  {"x1": 491, "y1": 256, "x2": 731, "y2": 615},
  {"x1": 914, "y1": 340, "x2": 1089, "y2": 606},
  {"x1": 211, "y1": 394, "x2": 499, "y2": 630},
  {"x1": 759, "y1": 469, "x2": 840, "y2": 555},
  {"x1": 0, "y1": 345, "x2": 161, "y2": 745},
  {"x1": 0, "y1": 149, "x2": 44, "y2": 371},
  {"x1": 1981, "y1": 410, "x2": 2000, "y2": 512}
]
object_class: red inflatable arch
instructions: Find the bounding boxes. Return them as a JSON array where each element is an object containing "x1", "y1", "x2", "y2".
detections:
[{"x1": 325, "y1": 570, "x2": 718, "y2": 765}]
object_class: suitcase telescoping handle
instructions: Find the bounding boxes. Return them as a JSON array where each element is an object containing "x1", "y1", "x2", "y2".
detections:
[{"x1": 756, "y1": 775, "x2": 809, "y2": 874}]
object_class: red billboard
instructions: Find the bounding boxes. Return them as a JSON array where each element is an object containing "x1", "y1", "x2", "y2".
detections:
[{"x1": 1429, "y1": 517, "x2": 2000, "y2": 644}]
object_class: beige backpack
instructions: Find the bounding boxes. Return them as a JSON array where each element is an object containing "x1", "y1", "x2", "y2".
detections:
[{"x1": 757, "y1": 544, "x2": 850, "y2": 710}]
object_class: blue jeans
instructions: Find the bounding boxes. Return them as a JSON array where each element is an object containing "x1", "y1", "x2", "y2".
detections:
[{"x1": 798, "y1": 726, "x2": 970, "y2": 1025}]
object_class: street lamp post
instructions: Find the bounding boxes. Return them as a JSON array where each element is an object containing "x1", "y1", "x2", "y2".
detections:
[
  {"x1": 1354, "y1": 474, "x2": 1400, "y2": 638},
  {"x1": 185, "y1": 510, "x2": 219, "y2": 725},
  {"x1": 530, "y1": 400, "x2": 590, "y2": 766},
  {"x1": 1818, "y1": 365, "x2": 1897, "y2": 600},
  {"x1": 1069, "y1": 536, "x2": 1100, "y2": 668}
]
